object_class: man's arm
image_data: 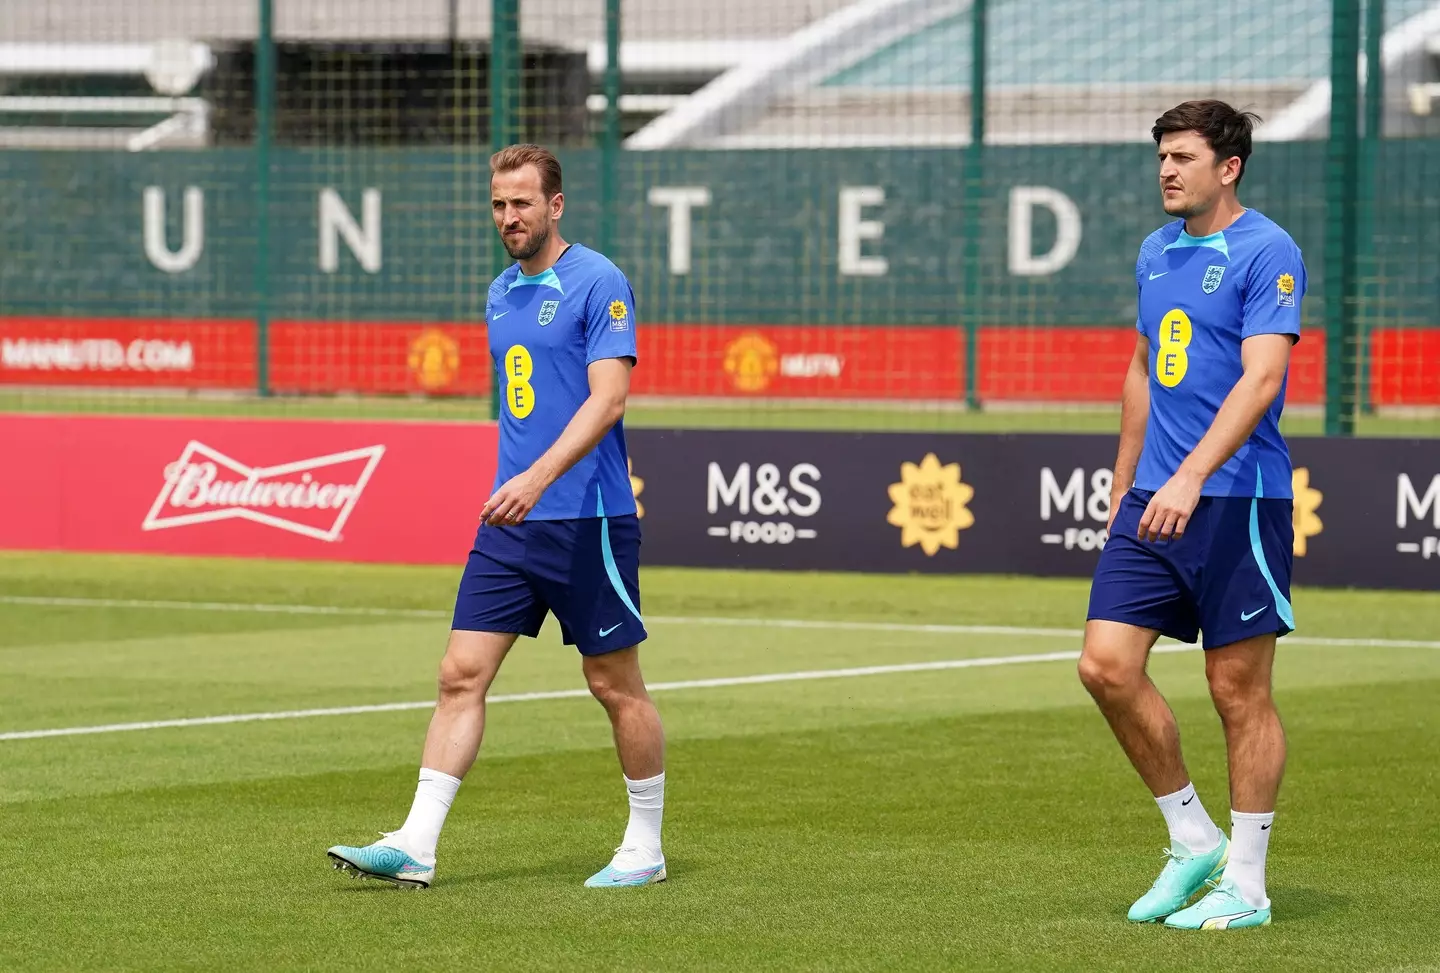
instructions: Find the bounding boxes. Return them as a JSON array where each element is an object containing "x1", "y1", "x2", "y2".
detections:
[
  {"x1": 480, "y1": 357, "x2": 632, "y2": 525},
  {"x1": 1177, "y1": 334, "x2": 1291, "y2": 483},
  {"x1": 1136, "y1": 334, "x2": 1292, "y2": 541},
  {"x1": 1109, "y1": 333, "x2": 1150, "y2": 530}
]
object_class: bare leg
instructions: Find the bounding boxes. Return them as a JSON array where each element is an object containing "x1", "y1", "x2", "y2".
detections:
[
  {"x1": 1204, "y1": 632, "x2": 1285, "y2": 907},
  {"x1": 582, "y1": 646, "x2": 667, "y2": 873},
  {"x1": 419, "y1": 629, "x2": 517, "y2": 778},
  {"x1": 329, "y1": 630, "x2": 517, "y2": 874},
  {"x1": 1078, "y1": 620, "x2": 1191, "y2": 795},
  {"x1": 1205, "y1": 633, "x2": 1286, "y2": 812},
  {"x1": 583, "y1": 645, "x2": 664, "y2": 779}
]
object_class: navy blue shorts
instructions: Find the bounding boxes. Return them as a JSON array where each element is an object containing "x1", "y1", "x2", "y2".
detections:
[
  {"x1": 1087, "y1": 487, "x2": 1295, "y2": 650},
  {"x1": 451, "y1": 515, "x2": 647, "y2": 656}
]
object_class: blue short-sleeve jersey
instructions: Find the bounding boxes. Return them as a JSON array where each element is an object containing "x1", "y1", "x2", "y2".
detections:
[
  {"x1": 486, "y1": 243, "x2": 639, "y2": 520},
  {"x1": 1133, "y1": 210, "x2": 1306, "y2": 499}
]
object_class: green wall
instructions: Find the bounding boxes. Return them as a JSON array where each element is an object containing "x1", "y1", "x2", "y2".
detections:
[{"x1": 1, "y1": 144, "x2": 1434, "y2": 328}]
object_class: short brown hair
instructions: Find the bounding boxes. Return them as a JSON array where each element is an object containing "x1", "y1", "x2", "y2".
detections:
[
  {"x1": 1152, "y1": 100, "x2": 1262, "y2": 185},
  {"x1": 490, "y1": 143, "x2": 563, "y2": 199}
]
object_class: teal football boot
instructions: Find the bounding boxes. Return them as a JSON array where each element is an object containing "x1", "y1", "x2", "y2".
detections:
[
  {"x1": 1164, "y1": 877, "x2": 1271, "y2": 930},
  {"x1": 1127, "y1": 835, "x2": 1229, "y2": 922},
  {"x1": 584, "y1": 847, "x2": 667, "y2": 888},
  {"x1": 327, "y1": 833, "x2": 434, "y2": 889}
]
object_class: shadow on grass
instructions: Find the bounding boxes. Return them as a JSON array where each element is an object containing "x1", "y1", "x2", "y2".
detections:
[
  {"x1": 1268, "y1": 884, "x2": 1349, "y2": 923},
  {"x1": 332, "y1": 853, "x2": 686, "y2": 891}
]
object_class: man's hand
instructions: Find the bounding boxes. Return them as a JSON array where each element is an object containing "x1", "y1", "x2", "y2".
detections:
[
  {"x1": 480, "y1": 469, "x2": 548, "y2": 526},
  {"x1": 1136, "y1": 468, "x2": 1203, "y2": 542}
]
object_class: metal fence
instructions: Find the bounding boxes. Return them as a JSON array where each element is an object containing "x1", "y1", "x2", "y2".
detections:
[{"x1": 1, "y1": 0, "x2": 1435, "y2": 436}]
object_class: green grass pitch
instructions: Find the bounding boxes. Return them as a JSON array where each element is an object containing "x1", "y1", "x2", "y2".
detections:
[
  {"x1": 3, "y1": 388, "x2": 1439, "y2": 437},
  {"x1": 1, "y1": 551, "x2": 1438, "y2": 971}
]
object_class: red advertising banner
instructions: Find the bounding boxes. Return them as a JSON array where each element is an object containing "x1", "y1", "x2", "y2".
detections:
[
  {"x1": 634, "y1": 325, "x2": 964, "y2": 399},
  {"x1": 0, "y1": 415, "x2": 497, "y2": 565},
  {"x1": 0, "y1": 316, "x2": 1425, "y2": 406},
  {"x1": 0, "y1": 317, "x2": 254, "y2": 389},
  {"x1": 1371, "y1": 328, "x2": 1440, "y2": 406},
  {"x1": 268, "y1": 321, "x2": 492, "y2": 396}
]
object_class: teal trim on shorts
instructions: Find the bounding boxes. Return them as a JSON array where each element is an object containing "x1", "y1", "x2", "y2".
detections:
[
  {"x1": 597, "y1": 486, "x2": 643, "y2": 623},
  {"x1": 1250, "y1": 468, "x2": 1296, "y2": 630}
]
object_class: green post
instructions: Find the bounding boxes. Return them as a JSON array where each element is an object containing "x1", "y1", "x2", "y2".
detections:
[
  {"x1": 489, "y1": 0, "x2": 520, "y2": 420},
  {"x1": 963, "y1": 0, "x2": 986, "y2": 411},
  {"x1": 254, "y1": 0, "x2": 275, "y2": 397},
  {"x1": 1358, "y1": 0, "x2": 1384, "y2": 415},
  {"x1": 598, "y1": 0, "x2": 622, "y2": 258},
  {"x1": 1324, "y1": 0, "x2": 1361, "y2": 436}
]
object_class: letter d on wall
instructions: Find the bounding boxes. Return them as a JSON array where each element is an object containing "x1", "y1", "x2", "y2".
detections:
[{"x1": 1008, "y1": 186, "x2": 1081, "y2": 276}]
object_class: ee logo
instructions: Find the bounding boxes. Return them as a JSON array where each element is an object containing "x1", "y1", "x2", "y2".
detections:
[
  {"x1": 1156, "y1": 308, "x2": 1192, "y2": 388},
  {"x1": 504, "y1": 344, "x2": 535, "y2": 419}
]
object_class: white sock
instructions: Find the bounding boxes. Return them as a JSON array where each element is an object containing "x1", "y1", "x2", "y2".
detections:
[
  {"x1": 1226, "y1": 810, "x2": 1274, "y2": 908},
  {"x1": 1155, "y1": 782, "x2": 1223, "y2": 855},
  {"x1": 619, "y1": 771, "x2": 665, "y2": 861},
  {"x1": 396, "y1": 768, "x2": 461, "y2": 862}
]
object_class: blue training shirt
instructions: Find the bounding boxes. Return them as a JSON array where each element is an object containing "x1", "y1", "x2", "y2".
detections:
[
  {"x1": 1133, "y1": 209, "x2": 1306, "y2": 499},
  {"x1": 486, "y1": 243, "x2": 639, "y2": 520}
]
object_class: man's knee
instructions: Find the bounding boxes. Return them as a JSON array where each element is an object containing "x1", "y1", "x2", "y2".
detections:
[
  {"x1": 437, "y1": 631, "x2": 510, "y2": 700},
  {"x1": 1078, "y1": 623, "x2": 1153, "y2": 699},
  {"x1": 1205, "y1": 635, "x2": 1277, "y2": 724},
  {"x1": 1078, "y1": 651, "x2": 1140, "y2": 699},
  {"x1": 1206, "y1": 667, "x2": 1272, "y2": 723},
  {"x1": 438, "y1": 653, "x2": 483, "y2": 699},
  {"x1": 584, "y1": 647, "x2": 647, "y2": 710}
]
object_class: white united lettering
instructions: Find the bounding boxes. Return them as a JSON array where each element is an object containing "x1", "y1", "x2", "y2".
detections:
[
  {"x1": 123, "y1": 183, "x2": 1094, "y2": 280},
  {"x1": 143, "y1": 441, "x2": 386, "y2": 543}
]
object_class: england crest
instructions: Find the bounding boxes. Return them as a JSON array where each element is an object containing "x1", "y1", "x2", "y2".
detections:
[
  {"x1": 1201, "y1": 265, "x2": 1226, "y2": 294},
  {"x1": 538, "y1": 300, "x2": 559, "y2": 326}
]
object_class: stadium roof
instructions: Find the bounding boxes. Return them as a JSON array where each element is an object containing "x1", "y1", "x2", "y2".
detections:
[
  {"x1": 0, "y1": 0, "x2": 851, "y2": 45},
  {"x1": 8, "y1": 0, "x2": 1440, "y2": 147},
  {"x1": 629, "y1": 0, "x2": 1440, "y2": 147}
]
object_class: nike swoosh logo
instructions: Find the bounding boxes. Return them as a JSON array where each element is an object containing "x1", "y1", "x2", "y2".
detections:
[
  {"x1": 492, "y1": 310, "x2": 510, "y2": 319},
  {"x1": 1241, "y1": 606, "x2": 1268, "y2": 621},
  {"x1": 602, "y1": 864, "x2": 663, "y2": 883},
  {"x1": 1181, "y1": 796, "x2": 1194, "y2": 806},
  {"x1": 1149, "y1": 271, "x2": 1168, "y2": 279},
  {"x1": 599, "y1": 623, "x2": 622, "y2": 637},
  {"x1": 1261, "y1": 824, "x2": 1271, "y2": 830}
]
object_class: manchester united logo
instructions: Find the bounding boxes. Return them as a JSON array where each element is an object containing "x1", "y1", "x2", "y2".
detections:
[
  {"x1": 407, "y1": 329, "x2": 460, "y2": 391},
  {"x1": 722, "y1": 333, "x2": 779, "y2": 393}
]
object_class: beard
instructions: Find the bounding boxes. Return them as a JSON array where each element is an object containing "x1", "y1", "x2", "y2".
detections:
[
  {"x1": 503, "y1": 219, "x2": 551, "y2": 261},
  {"x1": 1163, "y1": 196, "x2": 1193, "y2": 217}
]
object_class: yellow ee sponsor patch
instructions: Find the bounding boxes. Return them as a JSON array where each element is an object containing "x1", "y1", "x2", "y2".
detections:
[
  {"x1": 504, "y1": 343, "x2": 535, "y2": 419},
  {"x1": 1155, "y1": 308, "x2": 1192, "y2": 388}
]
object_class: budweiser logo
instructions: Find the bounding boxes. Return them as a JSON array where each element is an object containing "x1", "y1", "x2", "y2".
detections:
[{"x1": 142, "y1": 440, "x2": 386, "y2": 542}]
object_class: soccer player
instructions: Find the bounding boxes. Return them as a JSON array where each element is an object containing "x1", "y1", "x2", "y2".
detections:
[
  {"x1": 326, "y1": 144, "x2": 667, "y2": 889},
  {"x1": 1079, "y1": 101, "x2": 1305, "y2": 930}
]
